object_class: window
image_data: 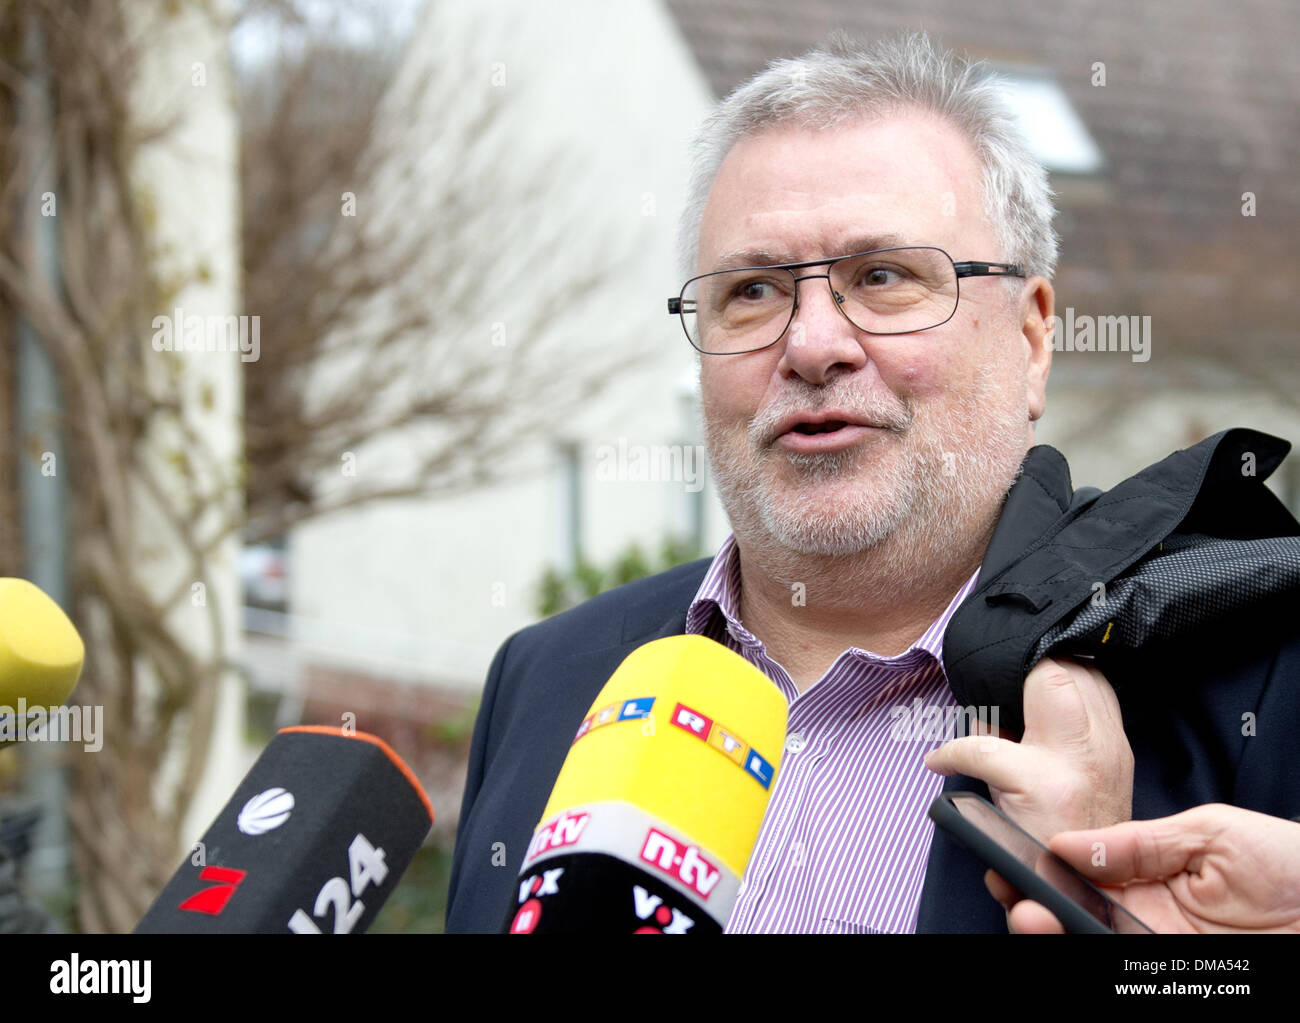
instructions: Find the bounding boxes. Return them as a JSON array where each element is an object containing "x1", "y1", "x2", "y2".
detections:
[{"x1": 994, "y1": 68, "x2": 1104, "y2": 176}]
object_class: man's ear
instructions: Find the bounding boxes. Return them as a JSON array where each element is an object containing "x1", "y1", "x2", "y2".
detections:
[{"x1": 1020, "y1": 277, "x2": 1054, "y2": 422}]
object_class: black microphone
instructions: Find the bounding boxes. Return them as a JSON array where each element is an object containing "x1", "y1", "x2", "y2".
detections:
[{"x1": 136, "y1": 726, "x2": 433, "y2": 933}]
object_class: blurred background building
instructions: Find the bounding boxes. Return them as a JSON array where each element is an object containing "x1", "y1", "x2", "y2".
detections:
[{"x1": 1, "y1": 0, "x2": 1297, "y2": 933}]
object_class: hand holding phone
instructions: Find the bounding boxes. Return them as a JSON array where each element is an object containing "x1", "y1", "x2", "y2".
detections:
[
  {"x1": 1005, "y1": 805, "x2": 1300, "y2": 934},
  {"x1": 928, "y1": 792, "x2": 1154, "y2": 934}
]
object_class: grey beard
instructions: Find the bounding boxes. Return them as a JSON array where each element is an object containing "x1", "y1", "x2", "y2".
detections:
[
  {"x1": 703, "y1": 371, "x2": 1029, "y2": 564},
  {"x1": 715, "y1": 436, "x2": 929, "y2": 558}
]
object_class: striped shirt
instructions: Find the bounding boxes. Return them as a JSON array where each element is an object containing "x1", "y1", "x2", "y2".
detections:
[{"x1": 684, "y1": 533, "x2": 980, "y2": 933}]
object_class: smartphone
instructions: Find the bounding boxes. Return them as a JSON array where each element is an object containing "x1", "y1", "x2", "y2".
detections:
[{"x1": 928, "y1": 792, "x2": 1154, "y2": 934}]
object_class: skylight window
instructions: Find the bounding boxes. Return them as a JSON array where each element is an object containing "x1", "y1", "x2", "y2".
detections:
[{"x1": 995, "y1": 70, "x2": 1104, "y2": 175}]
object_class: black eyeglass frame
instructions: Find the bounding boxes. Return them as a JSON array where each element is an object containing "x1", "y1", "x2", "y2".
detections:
[{"x1": 666, "y1": 245, "x2": 1026, "y2": 355}]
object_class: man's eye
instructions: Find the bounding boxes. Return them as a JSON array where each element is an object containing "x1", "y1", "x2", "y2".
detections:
[
  {"x1": 861, "y1": 266, "x2": 900, "y2": 286},
  {"x1": 732, "y1": 279, "x2": 780, "y2": 300}
]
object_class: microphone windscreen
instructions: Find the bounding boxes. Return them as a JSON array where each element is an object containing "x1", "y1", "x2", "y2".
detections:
[
  {"x1": 508, "y1": 635, "x2": 786, "y2": 932},
  {"x1": 0, "y1": 578, "x2": 84, "y2": 708},
  {"x1": 136, "y1": 726, "x2": 433, "y2": 934}
]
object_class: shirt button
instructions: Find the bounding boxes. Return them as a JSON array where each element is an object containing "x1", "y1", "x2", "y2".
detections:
[{"x1": 785, "y1": 733, "x2": 806, "y2": 753}]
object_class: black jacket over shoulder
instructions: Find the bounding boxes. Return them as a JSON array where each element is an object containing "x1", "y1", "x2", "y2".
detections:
[{"x1": 446, "y1": 429, "x2": 1300, "y2": 933}]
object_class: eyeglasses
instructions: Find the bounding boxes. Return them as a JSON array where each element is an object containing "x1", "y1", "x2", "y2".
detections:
[{"x1": 667, "y1": 245, "x2": 1024, "y2": 355}]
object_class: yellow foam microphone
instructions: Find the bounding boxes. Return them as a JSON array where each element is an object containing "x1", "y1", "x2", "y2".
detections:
[
  {"x1": 0, "y1": 579, "x2": 85, "y2": 742},
  {"x1": 504, "y1": 634, "x2": 787, "y2": 934}
]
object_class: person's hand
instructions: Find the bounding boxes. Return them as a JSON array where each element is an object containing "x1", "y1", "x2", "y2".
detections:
[
  {"x1": 999, "y1": 804, "x2": 1300, "y2": 934},
  {"x1": 924, "y1": 657, "x2": 1134, "y2": 843}
]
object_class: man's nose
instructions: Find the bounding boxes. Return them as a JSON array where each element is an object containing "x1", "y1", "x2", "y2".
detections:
[{"x1": 777, "y1": 273, "x2": 869, "y2": 385}]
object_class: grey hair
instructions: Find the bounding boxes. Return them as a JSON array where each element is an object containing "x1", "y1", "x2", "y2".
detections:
[{"x1": 677, "y1": 31, "x2": 1058, "y2": 284}]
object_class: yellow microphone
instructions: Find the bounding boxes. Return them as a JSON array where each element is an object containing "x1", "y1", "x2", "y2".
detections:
[
  {"x1": 504, "y1": 634, "x2": 787, "y2": 934},
  {"x1": 0, "y1": 579, "x2": 85, "y2": 745}
]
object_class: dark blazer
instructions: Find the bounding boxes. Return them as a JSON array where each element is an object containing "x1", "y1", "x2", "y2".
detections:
[{"x1": 446, "y1": 436, "x2": 1300, "y2": 933}]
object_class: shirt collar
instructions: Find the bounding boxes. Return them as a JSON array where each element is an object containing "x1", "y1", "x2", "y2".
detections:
[{"x1": 686, "y1": 533, "x2": 980, "y2": 667}]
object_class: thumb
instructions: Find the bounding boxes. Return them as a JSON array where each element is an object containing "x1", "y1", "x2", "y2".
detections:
[
  {"x1": 1021, "y1": 657, "x2": 1090, "y2": 746},
  {"x1": 1048, "y1": 812, "x2": 1215, "y2": 884},
  {"x1": 923, "y1": 733, "x2": 1021, "y2": 789}
]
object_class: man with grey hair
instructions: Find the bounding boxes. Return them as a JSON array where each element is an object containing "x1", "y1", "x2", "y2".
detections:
[{"x1": 447, "y1": 31, "x2": 1300, "y2": 933}]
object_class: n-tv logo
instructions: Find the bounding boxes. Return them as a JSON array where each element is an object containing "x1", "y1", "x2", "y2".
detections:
[
  {"x1": 178, "y1": 865, "x2": 247, "y2": 916},
  {"x1": 525, "y1": 810, "x2": 590, "y2": 863},
  {"x1": 639, "y1": 829, "x2": 720, "y2": 900}
]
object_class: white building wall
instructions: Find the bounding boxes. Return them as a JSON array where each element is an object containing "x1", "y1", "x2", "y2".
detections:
[
  {"x1": 126, "y1": 1, "x2": 248, "y2": 850},
  {"x1": 1038, "y1": 360, "x2": 1300, "y2": 498},
  {"x1": 289, "y1": 0, "x2": 723, "y2": 692}
]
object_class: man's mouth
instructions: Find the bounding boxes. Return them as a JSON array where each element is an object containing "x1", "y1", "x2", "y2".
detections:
[
  {"x1": 774, "y1": 416, "x2": 881, "y2": 455},
  {"x1": 790, "y1": 420, "x2": 850, "y2": 435}
]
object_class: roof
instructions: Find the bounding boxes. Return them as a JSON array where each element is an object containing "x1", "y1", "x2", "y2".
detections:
[{"x1": 663, "y1": 0, "x2": 1300, "y2": 363}]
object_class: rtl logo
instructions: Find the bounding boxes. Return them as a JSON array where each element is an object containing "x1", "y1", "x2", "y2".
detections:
[{"x1": 670, "y1": 702, "x2": 774, "y2": 789}]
